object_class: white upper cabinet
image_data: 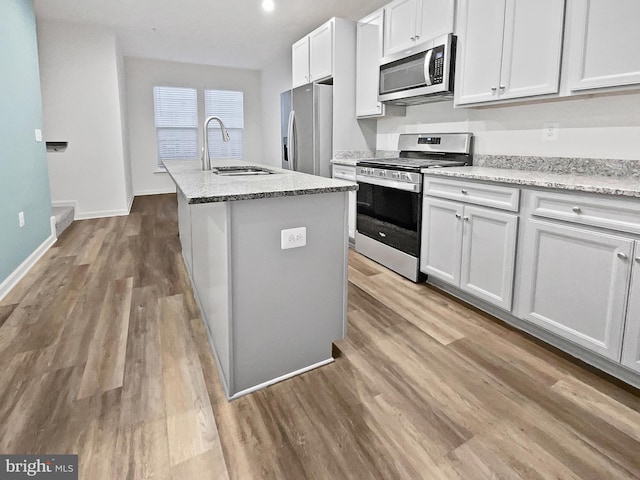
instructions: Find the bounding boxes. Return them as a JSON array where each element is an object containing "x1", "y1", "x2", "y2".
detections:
[
  {"x1": 309, "y1": 21, "x2": 334, "y2": 82},
  {"x1": 356, "y1": 10, "x2": 385, "y2": 117},
  {"x1": 621, "y1": 242, "x2": 640, "y2": 374},
  {"x1": 565, "y1": 0, "x2": 640, "y2": 92},
  {"x1": 455, "y1": 0, "x2": 565, "y2": 105},
  {"x1": 292, "y1": 19, "x2": 334, "y2": 88},
  {"x1": 356, "y1": 9, "x2": 406, "y2": 118},
  {"x1": 292, "y1": 37, "x2": 310, "y2": 88},
  {"x1": 383, "y1": 0, "x2": 455, "y2": 57}
]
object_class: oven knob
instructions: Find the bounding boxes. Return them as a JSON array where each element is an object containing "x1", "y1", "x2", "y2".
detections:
[
  {"x1": 378, "y1": 170, "x2": 386, "y2": 176},
  {"x1": 392, "y1": 172, "x2": 400, "y2": 179}
]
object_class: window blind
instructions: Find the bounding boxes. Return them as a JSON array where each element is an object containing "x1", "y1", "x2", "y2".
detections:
[
  {"x1": 205, "y1": 89, "x2": 244, "y2": 159},
  {"x1": 153, "y1": 86, "x2": 198, "y2": 163}
]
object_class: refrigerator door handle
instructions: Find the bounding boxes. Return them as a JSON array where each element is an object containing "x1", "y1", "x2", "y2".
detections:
[{"x1": 287, "y1": 110, "x2": 296, "y2": 171}]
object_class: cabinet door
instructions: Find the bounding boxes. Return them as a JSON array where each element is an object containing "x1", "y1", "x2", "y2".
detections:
[
  {"x1": 455, "y1": 0, "x2": 506, "y2": 105},
  {"x1": 498, "y1": 0, "x2": 564, "y2": 100},
  {"x1": 567, "y1": 0, "x2": 640, "y2": 92},
  {"x1": 292, "y1": 37, "x2": 310, "y2": 88},
  {"x1": 383, "y1": 0, "x2": 419, "y2": 57},
  {"x1": 460, "y1": 206, "x2": 518, "y2": 311},
  {"x1": 309, "y1": 21, "x2": 333, "y2": 82},
  {"x1": 415, "y1": 0, "x2": 455, "y2": 46},
  {"x1": 517, "y1": 219, "x2": 633, "y2": 360},
  {"x1": 420, "y1": 197, "x2": 464, "y2": 284},
  {"x1": 621, "y1": 242, "x2": 640, "y2": 373},
  {"x1": 356, "y1": 10, "x2": 384, "y2": 117}
]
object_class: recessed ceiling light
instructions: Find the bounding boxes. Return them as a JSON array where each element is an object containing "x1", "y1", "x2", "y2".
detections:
[{"x1": 262, "y1": 0, "x2": 274, "y2": 12}]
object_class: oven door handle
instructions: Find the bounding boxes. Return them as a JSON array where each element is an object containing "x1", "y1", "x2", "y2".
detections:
[{"x1": 356, "y1": 175, "x2": 422, "y2": 193}]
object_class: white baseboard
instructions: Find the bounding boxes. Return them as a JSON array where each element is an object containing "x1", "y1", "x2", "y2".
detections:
[
  {"x1": 133, "y1": 187, "x2": 176, "y2": 196},
  {"x1": 127, "y1": 194, "x2": 135, "y2": 214},
  {"x1": 73, "y1": 208, "x2": 130, "y2": 220},
  {"x1": 52, "y1": 199, "x2": 131, "y2": 220},
  {"x1": 0, "y1": 219, "x2": 57, "y2": 302}
]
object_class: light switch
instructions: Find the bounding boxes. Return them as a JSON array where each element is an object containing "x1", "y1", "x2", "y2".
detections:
[{"x1": 35, "y1": 129, "x2": 43, "y2": 142}]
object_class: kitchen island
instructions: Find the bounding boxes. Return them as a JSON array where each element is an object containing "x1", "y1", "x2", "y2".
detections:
[{"x1": 163, "y1": 159, "x2": 357, "y2": 400}]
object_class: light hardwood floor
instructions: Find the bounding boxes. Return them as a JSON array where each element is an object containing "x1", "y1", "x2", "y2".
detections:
[{"x1": 1, "y1": 194, "x2": 640, "y2": 479}]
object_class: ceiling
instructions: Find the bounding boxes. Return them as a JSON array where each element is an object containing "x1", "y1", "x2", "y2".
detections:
[{"x1": 33, "y1": 0, "x2": 389, "y2": 70}]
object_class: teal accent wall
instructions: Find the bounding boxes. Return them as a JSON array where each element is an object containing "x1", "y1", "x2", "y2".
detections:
[{"x1": 0, "y1": 0, "x2": 53, "y2": 284}]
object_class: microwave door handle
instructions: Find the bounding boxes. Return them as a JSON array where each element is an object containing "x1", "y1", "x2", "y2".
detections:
[{"x1": 423, "y1": 49, "x2": 434, "y2": 86}]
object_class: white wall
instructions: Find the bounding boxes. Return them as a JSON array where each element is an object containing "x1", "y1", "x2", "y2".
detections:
[
  {"x1": 377, "y1": 91, "x2": 640, "y2": 160},
  {"x1": 125, "y1": 57, "x2": 263, "y2": 196},
  {"x1": 116, "y1": 41, "x2": 133, "y2": 207},
  {"x1": 37, "y1": 19, "x2": 130, "y2": 218},
  {"x1": 260, "y1": 49, "x2": 292, "y2": 168}
]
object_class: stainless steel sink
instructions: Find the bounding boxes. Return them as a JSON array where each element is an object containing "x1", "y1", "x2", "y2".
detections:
[{"x1": 212, "y1": 166, "x2": 277, "y2": 176}]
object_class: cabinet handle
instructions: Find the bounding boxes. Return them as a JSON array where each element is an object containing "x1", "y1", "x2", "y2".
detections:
[
  {"x1": 410, "y1": 36, "x2": 416, "y2": 41},
  {"x1": 572, "y1": 206, "x2": 581, "y2": 213},
  {"x1": 617, "y1": 252, "x2": 628, "y2": 260},
  {"x1": 455, "y1": 213, "x2": 461, "y2": 219},
  {"x1": 461, "y1": 189, "x2": 468, "y2": 194},
  {"x1": 463, "y1": 217, "x2": 469, "y2": 221},
  {"x1": 635, "y1": 257, "x2": 640, "y2": 263},
  {"x1": 415, "y1": 34, "x2": 420, "y2": 40},
  {"x1": 499, "y1": 85, "x2": 506, "y2": 90},
  {"x1": 491, "y1": 87, "x2": 497, "y2": 92}
]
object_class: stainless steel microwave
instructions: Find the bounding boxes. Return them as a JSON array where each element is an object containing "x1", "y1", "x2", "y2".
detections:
[{"x1": 379, "y1": 34, "x2": 456, "y2": 105}]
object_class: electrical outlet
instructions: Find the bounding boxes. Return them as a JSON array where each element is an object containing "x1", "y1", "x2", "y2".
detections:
[
  {"x1": 542, "y1": 122, "x2": 559, "y2": 142},
  {"x1": 281, "y1": 227, "x2": 306, "y2": 250},
  {"x1": 18, "y1": 211, "x2": 25, "y2": 228},
  {"x1": 35, "y1": 129, "x2": 43, "y2": 142}
]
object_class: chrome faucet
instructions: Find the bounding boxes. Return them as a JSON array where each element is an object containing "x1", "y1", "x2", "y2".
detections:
[{"x1": 202, "y1": 116, "x2": 231, "y2": 170}]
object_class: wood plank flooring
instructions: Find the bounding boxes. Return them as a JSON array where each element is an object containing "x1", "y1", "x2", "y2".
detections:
[{"x1": 1, "y1": 193, "x2": 640, "y2": 479}]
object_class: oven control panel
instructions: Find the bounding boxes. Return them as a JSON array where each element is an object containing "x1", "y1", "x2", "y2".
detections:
[{"x1": 356, "y1": 167, "x2": 422, "y2": 185}]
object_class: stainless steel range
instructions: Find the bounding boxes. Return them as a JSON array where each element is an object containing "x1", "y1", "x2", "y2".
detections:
[{"x1": 355, "y1": 133, "x2": 473, "y2": 281}]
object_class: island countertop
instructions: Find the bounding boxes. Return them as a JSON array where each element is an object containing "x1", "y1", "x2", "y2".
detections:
[{"x1": 163, "y1": 159, "x2": 358, "y2": 204}]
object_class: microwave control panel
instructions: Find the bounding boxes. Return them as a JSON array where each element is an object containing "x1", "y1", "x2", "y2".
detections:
[{"x1": 431, "y1": 45, "x2": 445, "y2": 85}]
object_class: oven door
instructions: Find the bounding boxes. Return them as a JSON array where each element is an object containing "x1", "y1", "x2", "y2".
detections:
[{"x1": 356, "y1": 177, "x2": 422, "y2": 257}]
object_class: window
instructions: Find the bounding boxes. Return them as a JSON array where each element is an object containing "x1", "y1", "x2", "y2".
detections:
[
  {"x1": 205, "y1": 89, "x2": 244, "y2": 160},
  {"x1": 152, "y1": 86, "x2": 244, "y2": 167},
  {"x1": 153, "y1": 86, "x2": 198, "y2": 164}
]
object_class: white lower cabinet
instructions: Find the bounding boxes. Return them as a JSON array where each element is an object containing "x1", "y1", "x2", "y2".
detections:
[
  {"x1": 421, "y1": 197, "x2": 518, "y2": 310},
  {"x1": 331, "y1": 164, "x2": 356, "y2": 241},
  {"x1": 517, "y1": 219, "x2": 633, "y2": 361},
  {"x1": 622, "y1": 242, "x2": 640, "y2": 373}
]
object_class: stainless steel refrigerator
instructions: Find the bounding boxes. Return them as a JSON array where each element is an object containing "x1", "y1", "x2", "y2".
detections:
[{"x1": 281, "y1": 83, "x2": 333, "y2": 178}]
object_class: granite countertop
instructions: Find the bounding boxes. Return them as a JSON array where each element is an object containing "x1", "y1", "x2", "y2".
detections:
[
  {"x1": 422, "y1": 166, "x2": 640, "y2": 198},
  {"x1": 163, "y1": 159, "x2": 357, "y2": 204}
]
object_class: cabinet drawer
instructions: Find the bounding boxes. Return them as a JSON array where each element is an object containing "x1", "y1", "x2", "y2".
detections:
[
  {"x1": 332, "y1": 164, "x2": 356, "y2": 181},
  {"x1": 424, "y1": 176, "x2": 520, "y2": 211},
  {"x1": 528, "y1": 190, "x2": 640, "y2": 235}
]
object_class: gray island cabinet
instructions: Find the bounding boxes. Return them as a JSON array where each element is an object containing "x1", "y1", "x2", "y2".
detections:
[{"x1": 164, "y1": 159, "x2": 357, "y2": 400}]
